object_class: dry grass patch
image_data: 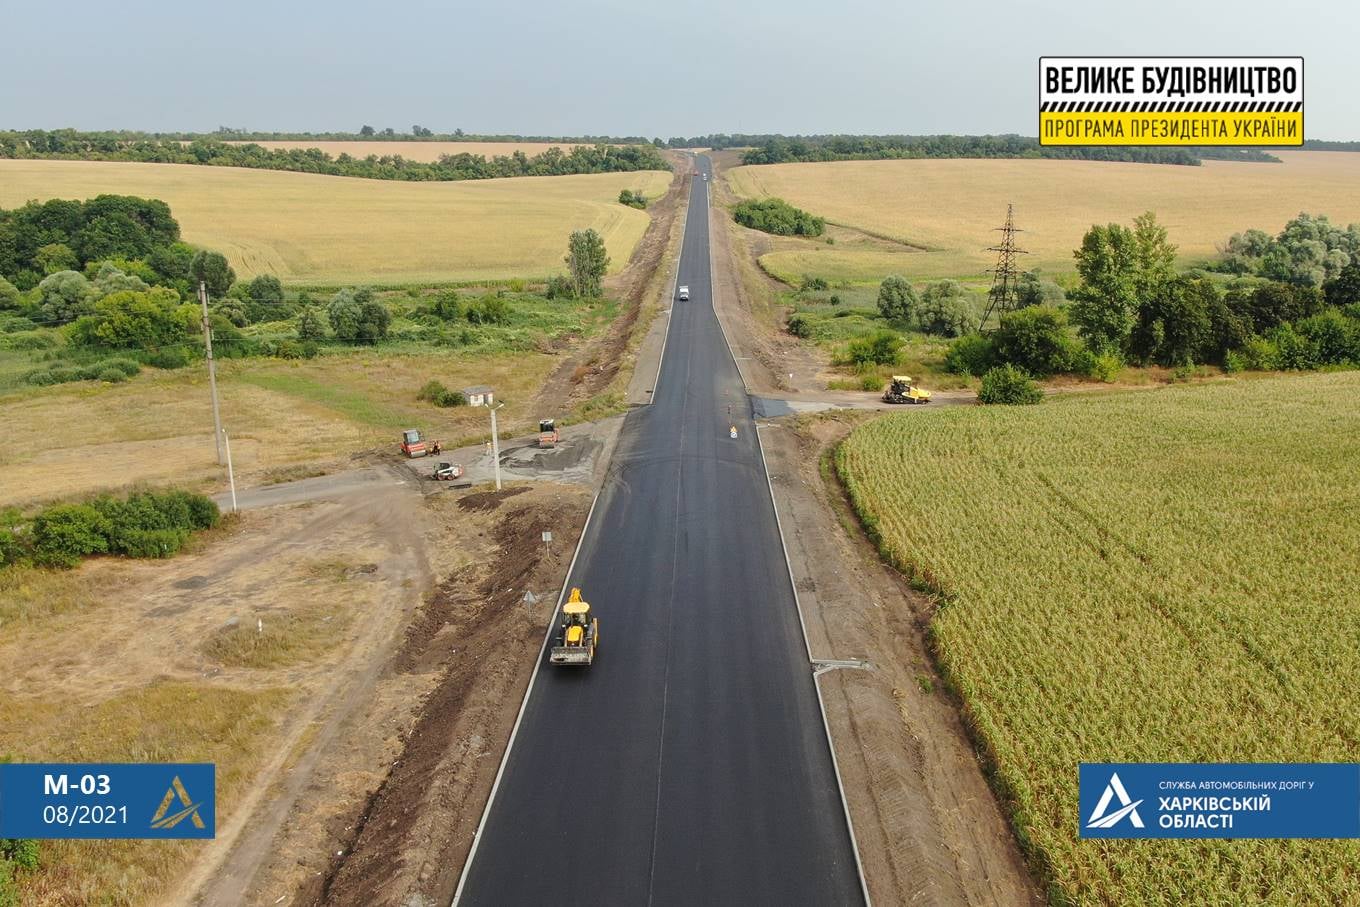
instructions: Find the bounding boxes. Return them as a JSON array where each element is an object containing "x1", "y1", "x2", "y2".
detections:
[
  {"x1": 0, "y1": 159, "x2": 672, "y2": 284},
  {"x1": 201, "y1": 605, "x2": 350, "y2": 669},
  {"x1": 729, "y1": 151, "x2": 1360, "y2": 280},
  {"x1": 0, "y1": 681, "x2": 287, "y2": 907},
  {"x1": 0, "y1": 349, "x2": 557, "y2": 507}
]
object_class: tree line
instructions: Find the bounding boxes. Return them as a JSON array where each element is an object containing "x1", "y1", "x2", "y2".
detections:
[
  {"x1": 938, "y1": 212, "x2": 1360, "y2": 397},
  {"x1": 0, "y1": 132, "x2": 670, "y2": 182},
  {"x1": 739, "y1": 134, "x2": 1279, "y2": 166}
]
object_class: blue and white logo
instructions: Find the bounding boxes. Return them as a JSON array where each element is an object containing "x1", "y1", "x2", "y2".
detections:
[{"x1": 1085, "y1": 771, "x2": 1145, "y2": 829}]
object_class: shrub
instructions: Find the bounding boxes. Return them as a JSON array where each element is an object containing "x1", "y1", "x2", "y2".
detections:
[
  {"x1": 618, "y1": 189, "x2": 648, "y2": 209},
  {"x1": 430, "y1": 290, "x2": 463, "y2": 321},
  {"x1": 466, "y1": 296, "x2": 510, "y2": 325},
  {"x1": 296, "y1": 306, "x2": 327, "y2": 340},
  {"x1": 991, "y1": 306, "x2": 1074, "y2": 376},
  {"x1": 1235, "y1": 335, "x2": 1280, "y2": 371},
  {"x1": 545, "y1": 275, "x2": 575, "y2": 299},
  {"x1": 978, "y1": 365, "x2": 1043, "y2": 405},
  {"x1": 31, "y1": 504, "x2": 111, "y2": 567},
  {"x1": 786, "y1": 314, "x2": 812, "y2": 338},
  {"x1": 103, "y1": 358, "x2": 141, "y2": 377},
  {"x1": 918, "y1": 281, "x2": 980, "y2": 337},
  {"x1": 876, "y1": 275, "x2": 917, "y2": 323},
  {"x1": 1296, "y1": 309, "x2": 1354, "y2": 365},
  {"x1": 417, "y1": 379, "x2": 467, "y2": 407},
  {"x1": 829, "y1": 294, "x2": 841, "y2": 306},
  {"x1": 275, "y1": 339, "x2": 304, "y2": 359},
  {"x1": 0, "y1": 838, "x2": 38, "y2": 873},
  {"x1": 97, "y1": 366, "x2": 128, "y2": 383},
  {"x1": 1270, "y1": 323, "x2": 1316, "y2": 370},
  {"x1": 944, "y1": 333, "x2": 995, "y2": 376},
  {"x1": 800, "y1": 275, "x2": 829, "y2": 292},
  {"x1": 844, "y1": 330, "x2": 903, "y2": 367},
  {"x1": 142, "y1": 346, "x2": 195, "y2": 369},
  {"x1": 0, "y1": 331, "x2": 57, "y2": 351}
]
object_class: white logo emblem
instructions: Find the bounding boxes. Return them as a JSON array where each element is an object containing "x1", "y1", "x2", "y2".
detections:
[{"x1": 1086, "y1": 772, "x2": 1145, "y2": 829}]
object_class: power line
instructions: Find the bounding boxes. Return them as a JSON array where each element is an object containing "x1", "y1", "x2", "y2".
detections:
[{"x1": 980, "y1": 204, "x2": 1028, "y2": 331}]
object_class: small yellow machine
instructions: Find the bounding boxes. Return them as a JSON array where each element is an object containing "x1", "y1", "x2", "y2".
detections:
[
  {"x1": 550, "y1": 588, "x2": 598, "y2": 666},
  {"x1": 882, "y1": 375, "x2": 932, "y2": 405}
]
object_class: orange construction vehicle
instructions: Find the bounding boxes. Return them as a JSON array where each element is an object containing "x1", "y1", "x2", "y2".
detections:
[
  {"x1": 538, "y1": 419, "x2": 560, "y2": 448},
  {"x1": 400, "y1": 429, "x2": 442, "y2": 458}
]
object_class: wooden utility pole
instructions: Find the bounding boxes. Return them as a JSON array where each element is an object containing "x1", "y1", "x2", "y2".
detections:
[{"x1": 199, "y1": 280, "x2": 226, "y2": 465}]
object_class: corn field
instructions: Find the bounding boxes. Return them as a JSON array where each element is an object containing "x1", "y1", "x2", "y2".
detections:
[{"x1": 835, "y1": 372, "x2": 1360, "y2": 905}]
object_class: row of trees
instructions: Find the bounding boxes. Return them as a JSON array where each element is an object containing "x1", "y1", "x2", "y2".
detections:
[
  {"x1": 0, "y1": 135, "x2": 669, "y2": 183},
  {"x1": 740, "y1": 135, "x2": 1278, "y2": 167},
  {"x1": 941, "y1": 211, "x2": 1360, "y2": 383},
  {"x1": 1217, "y1": 213, "x2": 1360, "y2": 287}
]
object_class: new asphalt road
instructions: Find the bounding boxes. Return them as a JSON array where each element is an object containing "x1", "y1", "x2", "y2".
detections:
[{"x1": 456, "y1": 158, "x2": 864, "y2": 905}]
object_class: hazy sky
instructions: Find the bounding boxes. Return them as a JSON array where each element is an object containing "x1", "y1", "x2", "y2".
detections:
[{"x1": 3, "y1": 0, "x2": 1356, "y2": 139}]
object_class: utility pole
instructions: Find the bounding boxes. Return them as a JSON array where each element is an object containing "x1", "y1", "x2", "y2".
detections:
[
  {"x1": 199, "y1": 281, "x2": 226, "y2": 465},
  {"x1": 489, "y1": 402, "x2": 504, "y2": 491}
]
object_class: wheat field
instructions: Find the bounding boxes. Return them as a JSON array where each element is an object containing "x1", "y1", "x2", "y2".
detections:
[
  {"x1": 728, "y1": 151, "x2": 1360, "y2": 281},
  {"x1": 0, "y1": 159, "x2": 672, "y2": 284},
  {"x1": 835, "y1": 372, "x2": 1360, "y2": 904},
  {"x1": 226, "y1": 140, "x2": 592, "y2": 162}
]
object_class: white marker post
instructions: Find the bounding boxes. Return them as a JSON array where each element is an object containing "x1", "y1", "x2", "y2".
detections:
[
  {"x1": 223, "y1": 431, "x2": 239, "y2": 513},
  {"x1": 489, "y1": 402, "x2": 505, "y2": 491}
]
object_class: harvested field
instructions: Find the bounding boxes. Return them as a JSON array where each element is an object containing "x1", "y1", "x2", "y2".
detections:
[
  {"x1": 834, "y1": 372, "x2": 1360, "y2": 904},
  {"x1": 0, "y1": 159, "x2": 672, "y2": 284},
  {"x1": 728, "y1": 151, "x2": 1360, "y2": 280}
]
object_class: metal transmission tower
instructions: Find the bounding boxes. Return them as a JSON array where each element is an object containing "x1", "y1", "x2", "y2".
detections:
[{"x1": 980, "y1": 204, "x2": 1028, "y2": 330}]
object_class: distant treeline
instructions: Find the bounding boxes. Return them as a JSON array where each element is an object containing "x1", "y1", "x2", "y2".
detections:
[
  {"x1": 1301, "y1": 139, "x2": 1360, "y2": 152},
  {"x1": 738, "y1": 135, "x2": 1280, "y2": 166},
  {"x1": 0, "y1": 131, "x2": 671, "y2": 182}
]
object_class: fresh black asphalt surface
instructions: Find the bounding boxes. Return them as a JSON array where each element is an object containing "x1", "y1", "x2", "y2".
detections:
[{"x1": 456, "y1": 158, "x2": 864, "y2": 905}]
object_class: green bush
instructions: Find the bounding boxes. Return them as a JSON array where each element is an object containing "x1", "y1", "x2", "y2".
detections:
[
  {"x1": 417, "y1": 379, "x2": 467, "y2": 407},
  {"x1": 733, "y1": 198, "x2": 825, "y2": 236},
  {"x1": 844, "y1": 330, "x2": 903, "y2": 367},
  {"x1": 97, "y1": 366, "x2": 128, "y2": 383},
  {"x1": 103, "y1": 358, "x2": 141, "y2": 377},
  {"x1": 117, "y1": 528, "x2": 190, "y2": 558},
  {"x1": 944, "y1": 334, "x2": 995, "y2": 376},
  {"x1": 466, "y1": 296, "x2": 510, "y2": 325},
  {"x1": 1269, "y1": 323, "x2": 1316, "y2": 370},
  {"x1": 31, "y1": 504, "x2": 111, "y2": 568},
  {"x1": 800, "y1": 275, "x2": 829, "y2": 292},
  {"x1": 0, "y1": 838, "x2": 37, "y2": 872},
  {"x1": 0, "y1": 331, "x2": 57, "y2": 351},
  {"x1": 0, "y1": 856, "x2": 19, "y2": 907},
  {"x1": 991, "y1": 306, "x2": 1073, "y2": 376},
  {"x1": 978, "y1": 365, "x2": 1043, "y2": 405},
  {"x1": 618, "y1": 189, "x2": 648, "y2": 209},
  {"x1": 545, "y1": 275, "x2": 575, "y2": 299},
  {"x1": 829, "y1": 294, "x2": 842, "y2": 306},
  {"x1": 786, "y1": 314, "x2": 812, "y2": 338}
]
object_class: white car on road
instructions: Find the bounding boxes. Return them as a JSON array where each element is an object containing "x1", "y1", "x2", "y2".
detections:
[{"x1": 678, "y1": 285, "x2": 690, "y2": 301}]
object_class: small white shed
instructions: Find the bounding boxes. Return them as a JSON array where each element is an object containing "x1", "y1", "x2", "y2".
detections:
[{"x1": 463, "y1": 385, "x2": 495, "y2": 407}]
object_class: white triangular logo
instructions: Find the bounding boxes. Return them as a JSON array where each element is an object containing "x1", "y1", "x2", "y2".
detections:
[{"x1": 1086, "y1": 772, "x2": 1145, "y2": 829}]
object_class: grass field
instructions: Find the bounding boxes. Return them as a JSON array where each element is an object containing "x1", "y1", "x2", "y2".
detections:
[
  {"x1": 834, "y1": 372, "x2": 1360, "y2": 903},
  {"x1": 225, "y1": 140, "x2": 591, "y2": 161},
  {"x1": 728, "y1": 151, "x2": 1360, "y2": 283},
  {"x1": 0, "y1": 159, "x2": 672, "y2": 284}
]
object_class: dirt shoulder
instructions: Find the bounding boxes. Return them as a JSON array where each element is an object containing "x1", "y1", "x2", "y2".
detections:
[
  {"x1": 290, "y1": 484, "x2": 591, "y2": 907},
  {"x1": 759, "y1": 415, "x2": 1040, "y2": 906}
]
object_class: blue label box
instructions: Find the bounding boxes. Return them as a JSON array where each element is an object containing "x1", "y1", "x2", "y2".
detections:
[
  {"x1": 0, "y1": 763, "x2": 215, "y2": 839},
  {"x1": 1079, "y1": 763, "x2": 1360, "y2": 839}
]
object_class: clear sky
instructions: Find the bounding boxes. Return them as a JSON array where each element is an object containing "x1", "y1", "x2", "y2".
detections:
[{"x1": 2, "y1": 0, "x2": 1355, "y2": 140}]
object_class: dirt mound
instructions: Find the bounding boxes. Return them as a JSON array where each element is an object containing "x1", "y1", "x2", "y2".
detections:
[{"x1": 456, "y1": 485, "x2": 530, "y2": 512}]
